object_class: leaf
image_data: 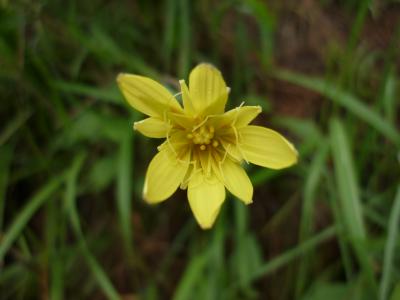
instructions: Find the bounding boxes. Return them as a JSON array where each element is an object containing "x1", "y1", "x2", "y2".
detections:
[
  {"x1": 0, "y1": 175, "x2": 65, "y2": 261},
  {"x1": 330, "y1": 118, "x2": 377, "y2": 292},
  {"x1": 379, "y1": 186, "x2": 400, "y2": 300},
  {"x1": 172, "y1": 253, "x2": 209, "y2": 300},
  {"x1": 65, "y1": 153, "x2": 120, "y2": 300},
  {"x1": 330, "y1": 118, "x2": 366, "y2": 240},
  {"x1": 116, "y1": 132, "x2": 134, "y2": 252},
  {"x1": 273, "y1": 69, "x2": 400, "y2": 146}
]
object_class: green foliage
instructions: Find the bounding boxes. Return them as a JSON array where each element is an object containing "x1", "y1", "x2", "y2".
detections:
[{"x1": 0, "y1": 0, "x2": 399, "y2": 299}]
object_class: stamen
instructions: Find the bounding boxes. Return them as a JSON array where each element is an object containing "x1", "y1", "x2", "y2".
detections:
[
  {"x1": 221, "y1": 144, "x2": 229, "y2": 164},
  {"x1": 212, "y1": 140, "x2": 219, "y2": 147},
  {"x1": 230, "y1": 124, "x2": 239, "y2": 145},
  {"x1": 165, "y1": 125, "x2": 177, "y2": 156},
  {"x1": 200, "y1": 145, "x2": 206, "y2": 151},
  {"x1": 192, "y1": 116, "x2": 210, "y2": 132},
  {"x1": 237, "y1": 144, "x2": 249, "y2": 164}
]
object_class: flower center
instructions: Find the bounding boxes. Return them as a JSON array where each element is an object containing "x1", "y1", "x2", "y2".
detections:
[{"x1": 187, "y1": 125, "x2": 219, "y2": 150}]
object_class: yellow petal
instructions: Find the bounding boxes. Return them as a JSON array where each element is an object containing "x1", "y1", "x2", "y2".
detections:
[
  {"x1": 232, "y1": 105, "x2": 262, "y2": 127},
  {"x1": 167, "y1": 112, "x2": 195, "y2": 129},
  {"x1": 239, "y1": 125, "x2": 298, "y2": 169},
  {"x1": 187, "y1": 171, "x2": 225, "y2": 229},
  {"x1": 133, "y1": 117, "x2": 170, "y2": 138},
  {"x1": 180, "y1": 164, "x2": 194, "y2": 190},
  {"x1": 179, "y1": 80, "x2": 195, "y2": 115},
  {"x1": 215, "y1": 126, "x2": 243, "y2": 162},
  {"x1": 209, "y1": 105, "x2": 262, "y2": 129},
  {"x1": 188, "y1": 64, "x2": 228, "y2": 115},
  {"x1": 220, "y1": 159, "x2": 253, "y2": 204},
  {"x1": 157, "y1": 129, "x2": 190, "y2": 155},
  {"x1": 117, "y1": 73, "x2": 182, "y2": 117},
  {"x1": 220, "y1": 140, "x2": 242, "y2": 162},
  {"x1": 143, "y1": 147, "x2": 189, "y2": 204}
]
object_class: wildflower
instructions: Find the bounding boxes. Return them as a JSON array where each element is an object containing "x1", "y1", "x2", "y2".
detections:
[{"x1": 117, "y1": 64, "x2": 297, "y2": 229}]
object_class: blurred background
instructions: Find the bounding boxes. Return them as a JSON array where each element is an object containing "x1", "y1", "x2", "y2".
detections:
[{"x1": 0, "y1": 0, "x2": 400, "y2": 299}]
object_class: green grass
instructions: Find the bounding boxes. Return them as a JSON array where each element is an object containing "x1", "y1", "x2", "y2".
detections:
[{"x1": 0, "y1": 0, "x2": 399, "y2": 299}]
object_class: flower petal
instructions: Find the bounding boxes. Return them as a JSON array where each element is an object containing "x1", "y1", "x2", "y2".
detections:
[
  {"x1": 189, "y1": 64, "x2": 228, "y2": 115},
  {"x1": 167, "y1": 112, "x2": 195, "y2": 129},
  {"x1": 220, "y1": 140, "x2": 243, "y2": 161},
  {"x1": 239, "y1": 125, "x2": 298, "y2": 169},
  {"x1": 220, "y1": 159, "x2": 253, "y2": 204},
  {"x1": 232, "y1": 106, "x2": 262, "y2": 128},
  {"x1": 179, "y1": 80, "x2": 195, "y2": 115},
  {"x1": 134, "y1": 117, "x2": 170, "y2": 138},
  {"x1": 209, "y1": 105, "x2": 262, "y2": 129},
  {"x1": 157, "y1": 129, "x2": 190, "y2": 155},
  {"x1": 188, "y1": 171, "x2": 225, "y2": 229},
  {"x1": 143, "y1": 147, "x2": 190, "y2": 204},
  {"x1": 117, "y1": 73, "x2": 182, "y2": 117}
]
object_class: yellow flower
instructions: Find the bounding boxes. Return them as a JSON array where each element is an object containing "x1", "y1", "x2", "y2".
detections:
[{"x1": 117, "y1": 64, "x2": 298, "y2": 229}]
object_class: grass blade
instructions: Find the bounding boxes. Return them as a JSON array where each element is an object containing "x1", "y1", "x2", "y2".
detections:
[
  {"x1": 273, "y1": 69, "x2": 400, "y2": 146},
  {"x1": 178, "y1": 0, "x2": 190, "y2": 78},
  {"x1": 47, "y1": 194, "x2": 65, "y2": 300},
  {"x1": 379, "y1": 186, "x2": 400, "y2": 300},
  {"x1": 252, "y1": 226, "x2": 336, "y2": 280},
  {"x1": 0, "y1": 110, "x2": 31, "y2": 146},
  {"x1": 224, "y1": 225, "x2": 336, "y2": 300},
  {"x1": 116, "y1": 132, "x2": 133, "y2": 252},
  {"x1": 390, "y1": 283, "x2": 400, "y2": 300},
  {"x1": 381, "y1": 69, "x2": 397, "y2": 125},
  {"x1": 299, "y1": 142, "x2": 329, "y2": 240},
  {"x1": 330, "y1": 118, "x2": 377, "y2": 292},
  {"x1": 65, "y1": 154, "x2": 120, "y2": 300},
  {"x1": 53, "y1": 81, "x2": 122, "y2": 104},
  {"x1": 296, "y1": 142, "x2": 329, "y2": 296},
  {"x1": 172, "y1": 253, "x2": 208, "y2": 300},
  {"x1": 0, "y1": 175, "x2": 65, "y2": 261},
  {"x1": 243, "y1": 0, "x2": 275, "y2": 66},
  {"x1": 163, "y1": 0, "x2": 178, "y2": 69},
  {"x1": 250, "y1": 168, "x2": 281, "y2": 187},
  {"x1": 330, "y1": 118, "x2": 366, "y2": 240},
  {"x1": 0, "y1": 145, "x2": 13, "y2": 231}
]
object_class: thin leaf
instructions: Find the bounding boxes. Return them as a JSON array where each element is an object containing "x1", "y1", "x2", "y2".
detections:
[
  {"x1": 178, "y1": 0, "x2": 190, "y2": 78},
  {"x1": 172, "y1": 253, "x2": 209, "y2": 300},
  {"x1": 65, "y1": 153, "x2": 120, "y2": 300},
  {"x1": 0, "y1": 174, "x2": 65, "y2": 261},
  {"x1": 0, "y1": 110, "x2": 31, "y2": 146},
  {"x1": 53, "y1": 81, "x2": 122, "y2": 104},
  {"x1": 379, "y1": 186, "x2": 400, "y2": 300},
  {"x1": 330, "y1": 118, "x2": 366, "y2": 240},
  {"x1": 330, "y1": 118, "x2": 377, "y2": 292},
  {"x1": 296, "y1": 142, "x2": 329, "y2": 296},
  {"x1": 0, "y1": 145, "x2": 12, "y2": 231},
  {"x1": 251, "y1": 226, "x2": 336, "y2": 281},
  {"x1": 116, "y1": 132, "x2": 133, "y2": 252},
  {"x1": 163, "y1": 0, "x2": 178, "y2": 68},
  {"x1": 243, "y1": 0, "x2": 275, "y2": 66},
  {"x1": 381, "y1": 69, "x2": 397, "y2": 125},
  {"x1": 273, "y1": 69, "x2": 400, "y2": 146}
]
